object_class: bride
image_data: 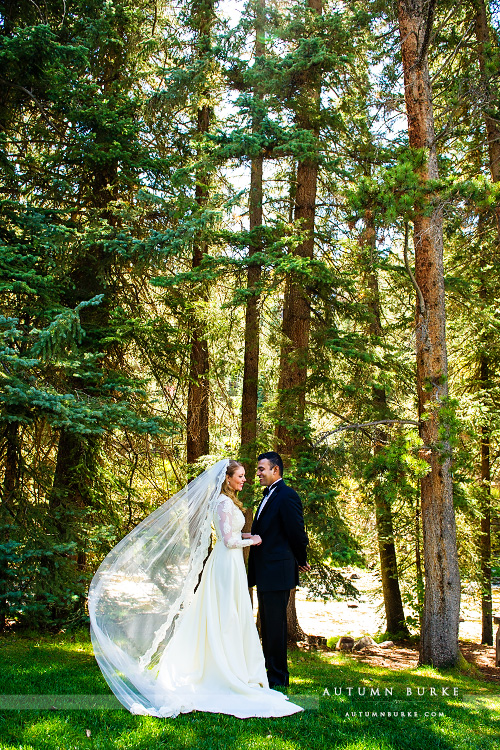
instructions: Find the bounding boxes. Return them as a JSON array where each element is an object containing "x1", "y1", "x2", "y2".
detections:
[{"x1": 88, "y1": 458, "x2": 303, "y2": 718}]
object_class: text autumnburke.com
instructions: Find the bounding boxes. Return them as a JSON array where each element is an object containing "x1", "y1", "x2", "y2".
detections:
[{"x1": 343, "y1": 711, "x2": 445, "y2": 718}]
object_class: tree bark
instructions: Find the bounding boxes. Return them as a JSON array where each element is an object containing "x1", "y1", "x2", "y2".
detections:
[
  {"x1": 397, "y1": 0, "x2": 461, "y2": 667},
  {"x1": 479, "y1": 356, "x2": 493, "y2": 645},
  {"x1": 374, "y1": 479, "x2": 409, "y2": 635},
  {"x1": 286, "y1": 588, "x2": 306, "y2": 643},
  {"x1": 186, "y1": 1, "x2": 214, "y2": 465}
]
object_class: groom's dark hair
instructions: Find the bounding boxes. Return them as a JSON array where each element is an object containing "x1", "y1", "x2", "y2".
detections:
[{"x1": 258, "y1": 451, "x2": 283, "y2": 477}]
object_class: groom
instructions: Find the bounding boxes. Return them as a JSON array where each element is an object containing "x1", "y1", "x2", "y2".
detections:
[{"x1": 247, "y1": 451, "x2": 310, "y2": 688}]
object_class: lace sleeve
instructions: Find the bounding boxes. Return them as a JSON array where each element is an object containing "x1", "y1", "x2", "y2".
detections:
[{"x1": 217, "y1": 497, "x2": 253, "y2": 549}]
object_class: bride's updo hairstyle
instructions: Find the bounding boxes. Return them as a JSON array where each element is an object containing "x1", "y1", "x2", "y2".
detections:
[{"x1": 221, "y1": 460, "x2": 245, "y2": 511}]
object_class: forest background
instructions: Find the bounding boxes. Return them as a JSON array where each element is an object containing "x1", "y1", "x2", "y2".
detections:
[{"x1": 1, "y1": 0, "x2": 499, "y2": 670}]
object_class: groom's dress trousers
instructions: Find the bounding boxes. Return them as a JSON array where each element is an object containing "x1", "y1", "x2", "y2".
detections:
[{"x1": 248, "y1": 479, "x2": 308, "y2": 687}]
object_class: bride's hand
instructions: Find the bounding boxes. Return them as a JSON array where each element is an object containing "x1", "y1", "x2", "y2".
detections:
[
  {"x1": 251, "y1": 534, "x2": 262, "y2": 546},
  {"x1": 241, "y1": 533, "x2": 252, "y2": 538}
]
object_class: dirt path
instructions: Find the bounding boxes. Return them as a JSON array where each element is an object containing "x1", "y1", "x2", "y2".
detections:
[{"x1": 294, "y1": 567, "x2": 500, "y2": 643}]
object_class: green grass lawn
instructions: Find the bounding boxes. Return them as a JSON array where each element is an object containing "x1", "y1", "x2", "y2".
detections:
[{"x1": 0, "y1": 630, "x2": 499, "y2": 750}]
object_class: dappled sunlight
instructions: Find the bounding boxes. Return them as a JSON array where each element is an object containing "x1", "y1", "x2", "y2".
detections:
[
  {"x1": 112, "y1": 718, "x2": 198, "y2": 749},
  {"x1": 22, "y1": 716, "x2": 82, "y2": 746}
]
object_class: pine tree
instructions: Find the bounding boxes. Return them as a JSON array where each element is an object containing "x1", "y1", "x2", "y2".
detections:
[
  {"x1": 397, "y1": 0, "x2": 460, "y2": 667},
  {"x1": 186, "y1": 0, "x2": 215, "y2": 466}
]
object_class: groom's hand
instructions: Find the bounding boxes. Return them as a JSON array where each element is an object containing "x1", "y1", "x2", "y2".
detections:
[{"x1": 299, "y1": 563, "x2": 311, "y2": 572}]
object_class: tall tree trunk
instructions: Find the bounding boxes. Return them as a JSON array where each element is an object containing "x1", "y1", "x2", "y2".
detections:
[
  {"x1": 45, "y1": 429, "x2": 98, "y2": 618},
  {"x1": 397, "y1": 0, "x2": 461, "y2": 667},
  {"x1": 276, "y1": 0, "x2": 322, "y2": 455},
  {"x1": 373, "y1": 435, "x2": 409, "y2": 636},
  {"x1": 186, "y1": 0, "x2": 213, "y2": 465},
  {"x1": 479, "y1": 357, "x2": 493, "y2": 645},
  {"x1": 275, "y1": 0, "x2": 322, "y2": 641},
  {"x1": 476, "y1": 239, "x2": 494, "y2": 646},
  {"x1": 241, "y1": 0, "x2": 265, "y2": 549},
  {"x1": 276, "y1": 153, "x2": 318, "y2": 454},
  {"x1": 286, "y1": 588, "x2": 305, "y2": 643},
  {"x1": 415, "y1": 489, "x2": 424, "y2": 625},
  {"x1": 47, "y1": 430, "x2": 98, "y2": 541},
  {"x1": 360, "y1": 213, "x2": 409, "y2": 636}
]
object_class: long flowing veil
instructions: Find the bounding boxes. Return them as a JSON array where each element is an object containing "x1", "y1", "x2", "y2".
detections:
[{"x1": 88, "y1": 459, "x2": 229, "y2": 714}]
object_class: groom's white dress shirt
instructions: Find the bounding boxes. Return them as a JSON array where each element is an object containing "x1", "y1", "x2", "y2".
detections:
[{"x1": 256, "y1": 478, "x2": 283, "y2": 519}]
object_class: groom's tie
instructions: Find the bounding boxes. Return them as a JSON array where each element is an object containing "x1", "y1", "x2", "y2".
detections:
[{"x1": 257, "y1": 486, "x2": 270, "y2": 520}]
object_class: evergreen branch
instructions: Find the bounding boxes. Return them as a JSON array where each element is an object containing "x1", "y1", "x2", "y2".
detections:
[
  {"x1": 59, "y1": 0, "x2": 67, "y2": 28},
  {"x1": 314, "y1": 419, "x2": 420, "y2": 446},
  {"x1": 305, "y1": 401, "x2": 358, "y2": 422},
  {"x1": 0, "y1": 487, "x2": 18, "y2": 522},
  {"x1": 374, "y1": 24, "x2": 399, "y2": 42},
  {"x1": 430, "y1": 20, "x2": 474, "y2": 85},
  {"x1": 31, "y1": 296, "x2": 103, "y2": 361},
  {"x1": 28, "y1": 0, "x2": 45, "y2": 22},
  {"x1": 306, "y1": 402, "x2": 373, "y2": 439},
  {"x1": 124, "y1": 430, "x2": 139, "y2": 533},
  {"x1": 0, "y1": 78, "x2": 65, "y2": 137},
  {"x1": 75, "y1": 295, "x2": 104, "y2": 313}
]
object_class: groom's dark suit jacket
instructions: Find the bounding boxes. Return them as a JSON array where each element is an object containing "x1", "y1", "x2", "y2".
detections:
[{"x1": 247, "y1": 480, "x2": 309, "y2": 592}]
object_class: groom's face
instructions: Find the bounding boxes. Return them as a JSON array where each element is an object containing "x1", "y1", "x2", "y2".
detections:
[{"x1": 256, "y1": 459, "x2": 280, "y2": 487}]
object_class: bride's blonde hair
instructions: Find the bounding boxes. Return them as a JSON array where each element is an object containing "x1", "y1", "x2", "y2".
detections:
[{"x1": 221, "y1": 460, "x2": 244, "y2": 511}]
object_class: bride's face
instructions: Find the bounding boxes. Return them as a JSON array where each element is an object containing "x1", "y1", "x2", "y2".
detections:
[{"x1": 227, "y1": 467, "x2": 246, "y2": 492}]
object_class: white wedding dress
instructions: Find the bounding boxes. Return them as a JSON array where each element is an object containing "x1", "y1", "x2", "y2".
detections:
[{"x1": 130, "y1": 495, "x2": 302, "y2": 718}]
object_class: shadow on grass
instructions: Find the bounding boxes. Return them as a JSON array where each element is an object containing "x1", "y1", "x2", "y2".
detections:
[{"x1": 0, "y1": 631, "x2": 104, "y2": 695}]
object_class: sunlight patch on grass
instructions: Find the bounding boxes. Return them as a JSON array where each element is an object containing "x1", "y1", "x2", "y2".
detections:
[
  {"x1": 462, "y1": 695, "x2": 500, "y2": 709},
  {"x1": 239, "y1": 737, "x2": 298, "y2": 750},
  {"x1": 22, "y1": 715, "x2": 81, "y2": 748},
  {"x1": 113, "y1": 718, "x2": 195, "y2": 748}
]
